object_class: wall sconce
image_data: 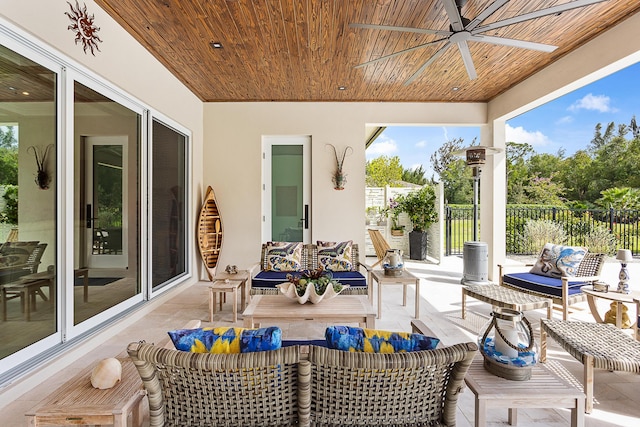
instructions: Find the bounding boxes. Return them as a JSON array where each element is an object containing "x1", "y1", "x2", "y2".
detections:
[
  {"x1": 27, "y1": 144, "x2": 54, "y2": 190},
  {"x1": 326, "y1": 144, "x2": 353, "y2": 190},
  {"x1": 615, "y1": 249, "x2": 633, "y2": 294}
]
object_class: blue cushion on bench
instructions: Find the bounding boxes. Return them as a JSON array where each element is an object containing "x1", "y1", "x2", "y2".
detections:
[
  {"x1": 252, "y1": 270, "x2": 367, "y2": 290},
  {"x1": 503, "y1": 272, "x2": 587, "y2": 299},
  {"x1": 328, "y1": 271, "x2": 367, "y2": 288},
  {"x1": 252, "y1": 270, "x2": 291, "y2": 289}
]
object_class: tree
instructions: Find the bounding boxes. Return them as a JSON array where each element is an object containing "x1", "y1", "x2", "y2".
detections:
[
  {"x1": 506, "y1": 142, "x2": 534, "y2": 203},
  {"x1": 0, "y1": 126, "x2": 17, "y2": 148},
  {"x1": 365, "y1": 156, "x2": 403, "y2": 187},
  {"x1": 402, "y1": 165, "x2": 427, "y2": 185},
  {"x1": 430, "y1": 137, "x2": 475, "y2": 204},
  {"x1": 596, "y1": 187, "x2": 640, "y2": 211}
]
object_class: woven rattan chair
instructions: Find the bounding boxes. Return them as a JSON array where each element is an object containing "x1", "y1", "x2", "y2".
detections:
[
  {"x1": 499, "y1": 252, "x2": 606, "y2": 320},
  {"x1": 299, "y1": 342, "x2": 478, "y2": 427},
  {"x1": 127, "y1": 342, "x2": 304, "y2": 427}
]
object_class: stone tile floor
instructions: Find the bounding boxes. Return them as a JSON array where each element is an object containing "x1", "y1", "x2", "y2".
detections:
[{"x1": 0, "y1": 255, "x2": 639, "y2": 426}]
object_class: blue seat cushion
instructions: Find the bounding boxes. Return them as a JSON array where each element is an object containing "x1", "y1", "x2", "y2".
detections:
[
  {"x1": 252, "y1": 270, "x2": 367, "y2": 289},
  {"x1": 503, "y1": 272, "x2": 587, "y2": 299},
  {"x1": 328, "y1": 271, "x2": 367, "y2": 288},
  {"x1": 252, "y1": 270, "x2": 291, "y2": 289}
]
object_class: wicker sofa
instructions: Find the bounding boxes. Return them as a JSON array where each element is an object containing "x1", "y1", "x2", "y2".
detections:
[
  {"x1": 499, "y1": 252, "x2": 606, "y2": 320},
  {"x1": 251, "y1": 242, "x2": 371, "y2": 296},
  {"x1": 127, "y1": 339, "x2": 477, "y2": 427}
]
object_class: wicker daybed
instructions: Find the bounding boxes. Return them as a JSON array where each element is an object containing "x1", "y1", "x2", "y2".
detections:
[{"x1": 128, "y1": 339, "x2": 477, "y2": 426}]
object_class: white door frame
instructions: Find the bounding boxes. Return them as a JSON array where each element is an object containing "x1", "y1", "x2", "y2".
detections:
[{"x1": 262, "y1": 135, "x2": 311, "y2": 243}]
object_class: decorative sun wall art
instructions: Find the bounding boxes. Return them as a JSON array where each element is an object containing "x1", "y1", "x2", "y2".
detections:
[{"x1": 65, "y1": 1, "x2": 102, "y2": 55}]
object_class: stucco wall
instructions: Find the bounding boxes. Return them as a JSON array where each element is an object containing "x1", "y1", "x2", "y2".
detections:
[{"x1": 203, "y1": 102, "x2": 486, "y2": 271}]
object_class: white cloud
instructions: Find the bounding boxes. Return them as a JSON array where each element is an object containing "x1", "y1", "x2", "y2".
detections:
[
  {"x1": 568, "y1": 93, "x2": 616, "y2": 113},
  {"x1": 505, "y1": 124, "x2": 550, "y2": 147},
  {"x1": 409, "y1": 163, "x2": 422, "y2": 171},
  {"x1": 556, "y1": 115, "x2": 573, "y2": 125},
  {"x1": 415, "y1": 140, "x2": 427, "y2": 148},
  {"x1": 366, "y1": 135, "x2": 397, "y2": 157}
]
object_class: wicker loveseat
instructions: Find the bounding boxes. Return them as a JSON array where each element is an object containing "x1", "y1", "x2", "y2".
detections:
[
  {"x1": 499, "y1": 251, "x2": 606, "y2": 320},
  {"x1": 251, "y1": 242, "x2": 371, "y2": 296},
  {"x1": 127, "y1": 340, "x2": 477, "y2": 427}
]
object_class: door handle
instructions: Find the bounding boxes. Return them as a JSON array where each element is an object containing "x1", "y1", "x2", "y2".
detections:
[
  {"x1": 301, "y1": 204, "x2": 309, "y2": 229},
  {"x1": 86, "y1": 204, "x2": 92, "y2": 228}
]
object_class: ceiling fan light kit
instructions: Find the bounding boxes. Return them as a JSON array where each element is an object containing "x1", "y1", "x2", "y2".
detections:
[{"x1": 351, "y1": 0, "x2": 609, "y2": 83}]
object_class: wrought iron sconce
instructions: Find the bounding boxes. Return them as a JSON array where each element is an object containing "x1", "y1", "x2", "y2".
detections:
[{"x1": 326, "y1": 144, "x2": 353, "y2": 190}]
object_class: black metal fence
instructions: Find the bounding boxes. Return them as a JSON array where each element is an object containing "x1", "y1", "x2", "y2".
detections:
[{"x1": 445, "y1": 206, "x2": 640, "y2": 256}]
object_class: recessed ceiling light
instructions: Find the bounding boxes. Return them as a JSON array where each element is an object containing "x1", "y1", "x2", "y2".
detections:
[
  {"x1": 452, "y1": 87, "x2": 460, "y2": 91},
  {"x1": 210, "y1": 42, "x2": 223, "y2": 49},
  {"x1": 338, "y1": 86, "x2": 346, "y2": 90},
  {"x1": 21, "y1": 91, "x2": 29, "y2": 96}
]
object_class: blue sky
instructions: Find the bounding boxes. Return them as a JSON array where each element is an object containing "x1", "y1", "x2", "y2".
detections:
[{"x1": 366, "y1": 61, "x2": 640, "y2": 180}]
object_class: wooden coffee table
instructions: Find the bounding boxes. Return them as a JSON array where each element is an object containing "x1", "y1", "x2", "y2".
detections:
[{"x1": 242, "y1": 295, "x2": 376, "y2": 328}]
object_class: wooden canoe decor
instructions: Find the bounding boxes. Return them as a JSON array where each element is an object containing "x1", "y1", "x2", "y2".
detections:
[{"x1": 197, "y1": 186, "x2": 223, "y2": 281}]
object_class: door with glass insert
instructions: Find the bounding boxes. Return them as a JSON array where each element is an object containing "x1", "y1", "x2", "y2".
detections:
[{"x1": 85, "y1": 136, "x2": 127, "y2": 269}]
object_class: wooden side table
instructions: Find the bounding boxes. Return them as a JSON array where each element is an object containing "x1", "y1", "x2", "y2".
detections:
[
  {"x1": 464, "y1": 357, "x2": 585, "y2": 427},
  {"x1": 25, "y1": 357, "x2": 146, "y2": 427},
  {"x1": 208, "y1": 279, "x2": 245, "y2": 323},
  {"x1": 212, "y1": 269, "x2": 250, "y2": 306},
  {"x1": 369, "y1": 269, "x2": 420, "y2": 319}
]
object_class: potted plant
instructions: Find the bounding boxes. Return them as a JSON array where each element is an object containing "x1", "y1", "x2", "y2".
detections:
[
  {"x1": 382, "y1": 197, "x2": 405, "y2": 236},
  {"x1": 396, "y1": 186, "x2": 438, "y2": 260}
]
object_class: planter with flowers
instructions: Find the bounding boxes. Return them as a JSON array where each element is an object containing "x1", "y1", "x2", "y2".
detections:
[{"x1": 382, "y1": 197, "x2": 405, "y2": 236}]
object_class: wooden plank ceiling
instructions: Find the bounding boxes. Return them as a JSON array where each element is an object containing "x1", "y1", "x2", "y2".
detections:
[{"x1": 65, "y1": 1, "x2": 640, "y2": 102}]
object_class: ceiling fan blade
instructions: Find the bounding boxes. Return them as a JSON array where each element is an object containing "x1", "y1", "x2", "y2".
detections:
[
  {"x1": 456, "y1": 40, "x2": 478, "y2": 80},
  {"x1": 469, "y1": 34, "x2": 557, "y2": 52},
  {"x1": 465, "y1": 0, "x2": 510, "y2": 31},
  {"x1": 349, "y1": 23, "x2": 451, "y2": 37},
  {"x1": 404, "y1": 41, "x2": 452, "y2": 85},
  {"x1": 474, "y1": 0, "x2": 608, "y2": 33},
  {"x1": 442, "y1": 0, "x2": 465, "y2": 32},
  {"x1": 354, "y1": 39, "x2": 447, "y2": 68}
]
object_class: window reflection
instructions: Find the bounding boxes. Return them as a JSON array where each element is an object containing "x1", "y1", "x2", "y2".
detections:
[
  {"x1": 0, "y1": 45, "x2": 57, "y2": 359},
  {"x1": 73, "y1": 82, "x2": 140, "y2": 325}
]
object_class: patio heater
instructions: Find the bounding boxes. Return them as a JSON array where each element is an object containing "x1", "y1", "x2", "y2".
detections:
[{"x1": 453, "y1": 146, "x2": 502, "y2": 285}]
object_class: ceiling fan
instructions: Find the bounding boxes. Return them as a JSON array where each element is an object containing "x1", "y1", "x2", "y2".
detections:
[{"x1": 350, "y1": 0, "x2": 608, "y2": 84}]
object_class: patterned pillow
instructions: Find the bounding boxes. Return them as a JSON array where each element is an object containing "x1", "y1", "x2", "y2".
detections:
[
  {"x1": 325, "y1": 326, "x2": 439, "y2": 353},
  {"x1": 0, "y1": 254, "x2": 29, "y2": 267},
  {"x1": 168, "y1": 326, "x2": 282, "y2": 353},
  {"x1": 264, "y1": 242, "x2": 302, "y2": 271},
  {"x1": 317, "y1": 240, "x2": 353, "y2": 272},
  {"x1": 529, "y1": 243, "x2": 588, "y2": 278}
]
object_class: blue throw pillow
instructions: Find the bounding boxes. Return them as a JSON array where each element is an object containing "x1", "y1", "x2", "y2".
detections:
[
  {"x1": 325, "y1": 325, "x2": 439, "y2": 353},
  {"x1": 168, "y1": 326, "x2": 282, "y2": 353}
]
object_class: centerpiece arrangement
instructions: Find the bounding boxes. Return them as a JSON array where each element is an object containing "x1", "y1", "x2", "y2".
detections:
[{"x1": 277, "y1": 267, "x2": 347, "y2": 304}]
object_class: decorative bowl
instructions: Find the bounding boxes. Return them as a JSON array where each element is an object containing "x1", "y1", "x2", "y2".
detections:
[{"x1": 277, "y1": 281, "x2": 348, "y2": 304}]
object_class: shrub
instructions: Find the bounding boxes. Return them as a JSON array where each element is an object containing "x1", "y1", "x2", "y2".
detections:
[
  {"x1": 522, "y1": 219, "x2": 567, "y2": 253},
  {"x1": 584, "y1": 223, "x2": 617, "y2": 256}
]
